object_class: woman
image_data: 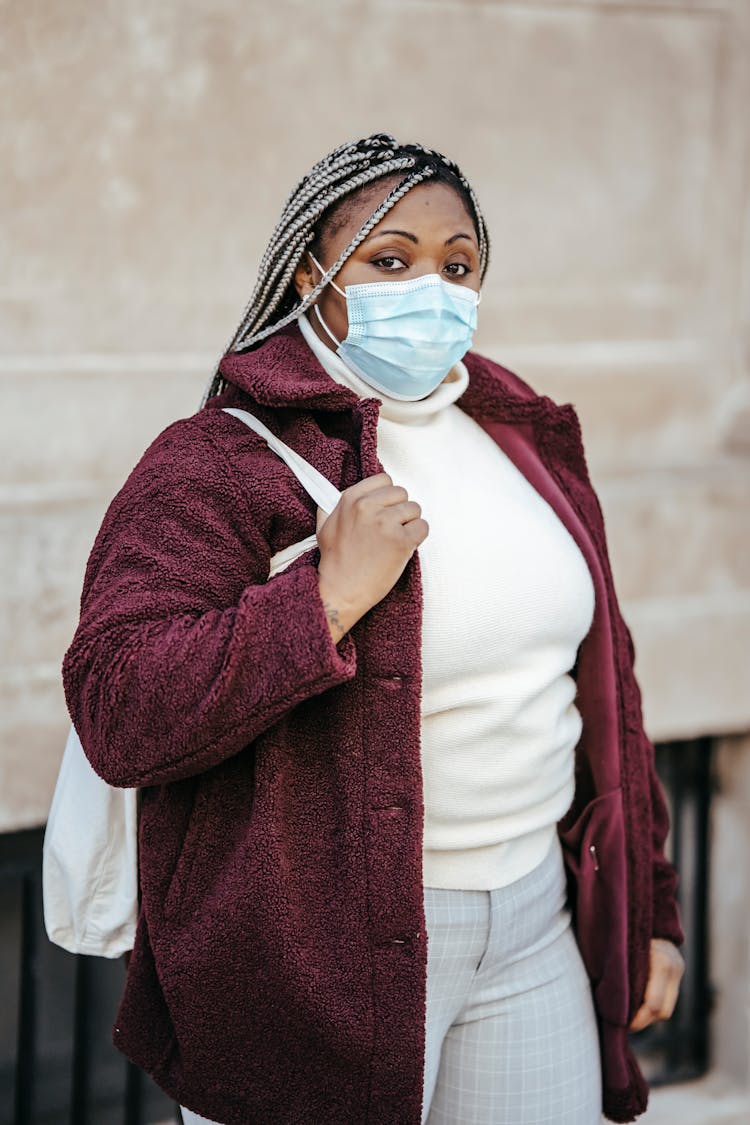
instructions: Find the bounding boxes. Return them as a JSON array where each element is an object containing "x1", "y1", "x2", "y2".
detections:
[{"x1": 63, "y1": 134, "x2": 685, "y2": 1125}]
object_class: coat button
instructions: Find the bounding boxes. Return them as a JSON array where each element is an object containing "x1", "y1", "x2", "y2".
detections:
[{"x1": 374, "y1": 673, "x2": 405, "y2": 690}]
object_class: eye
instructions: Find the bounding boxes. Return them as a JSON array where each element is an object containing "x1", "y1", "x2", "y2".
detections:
[
  {"x1": 371, "y1": 255, "x2": 408, "y2": 272},
  {"x1": 444, "y1": 262, "x2": 471, "y2": 278}
]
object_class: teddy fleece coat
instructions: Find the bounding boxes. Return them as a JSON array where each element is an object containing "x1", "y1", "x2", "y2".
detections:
[{"x1": 62, "y1": 324, "x2": 683, "y2": 1125}]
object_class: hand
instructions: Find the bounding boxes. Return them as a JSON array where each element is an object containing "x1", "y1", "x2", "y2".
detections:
[
  {"x1": 629, "y1": 938, "x2": 685, "y2": 1032},
  {"x1": 316, "y1": 472, "x2": 429, "y2": 624}
]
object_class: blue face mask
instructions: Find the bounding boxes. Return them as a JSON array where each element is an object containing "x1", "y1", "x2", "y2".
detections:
[{"x1": 308, "y1": 253, "x2": 480, "y2": 401}]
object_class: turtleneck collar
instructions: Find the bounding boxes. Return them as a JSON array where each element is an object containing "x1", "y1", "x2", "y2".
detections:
[
  {"x1": 297, "y1": 312, "x2": 469, "y2": 424},
  {"x1": 216, "y1": 320, "x2": 554, "y2": 430}
]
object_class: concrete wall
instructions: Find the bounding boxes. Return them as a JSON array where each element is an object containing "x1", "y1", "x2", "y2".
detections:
[{"x1": 4, "y1": 0, "x2": 748, "y2": 830}]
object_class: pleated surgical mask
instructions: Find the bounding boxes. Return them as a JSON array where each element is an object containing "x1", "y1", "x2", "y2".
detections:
[{"x1": 308, "y1": 253, "x2": 480, "y2": 401}]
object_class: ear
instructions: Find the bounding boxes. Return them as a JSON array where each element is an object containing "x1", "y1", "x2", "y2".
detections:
[{"x1": 293, "y1": 253, "x2": 315, "y2": 300}]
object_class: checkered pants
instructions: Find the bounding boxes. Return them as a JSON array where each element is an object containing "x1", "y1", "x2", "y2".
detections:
[
  {"x1": 181, "y1": 837, "x2": 601, "y2": 1125},
  {"x1": 420, "y1": 835, "x2": 602, "y2": 1124}
]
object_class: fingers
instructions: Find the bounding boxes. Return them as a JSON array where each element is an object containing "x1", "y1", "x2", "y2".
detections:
[
  {"x1": 403, "y1": 516, "x2": 430, "y2": 549},
  {"x1": 629, "y1": 939, "x2": 685, "y2": 1032},
  {"x1": 389, "y1": 500, "x2": 423, "y2": 525},
  {"x1": 629, "y1": 947, "x2": 678, "y2": 1032},
  {"x1": 317, "y1": 491, "x2": 419, "y2": 537},
  {"x1": 360, "y1": 483, "x2": 410, "y2": 511},
  {"x1": 342, "y1": 473, "x2": 417, "y2": 512},
  {"x1": 347, "y1": 471, "x2": 395, "y2": 498}
]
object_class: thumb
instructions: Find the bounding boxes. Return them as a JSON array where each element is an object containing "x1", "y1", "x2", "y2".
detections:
[{"x1": 316, "y1": 505, "x2": 328, "y2": 535}]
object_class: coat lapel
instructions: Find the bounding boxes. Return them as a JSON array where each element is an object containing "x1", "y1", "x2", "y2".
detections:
[
  {"x1": 458, "y1": 352, "x2": 624, "y2": 796},
  {"x1": 217, "y1": 327, "x2": 624, "y2": 804}
]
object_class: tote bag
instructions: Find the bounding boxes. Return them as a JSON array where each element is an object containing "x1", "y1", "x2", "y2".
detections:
[{"x1": 43, "y1": 407, "x2": 342, "y2": 957}]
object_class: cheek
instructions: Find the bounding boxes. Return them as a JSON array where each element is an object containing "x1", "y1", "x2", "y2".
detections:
[{"x1": 317, "y1": 289, "x2": 349, "y2": 340}]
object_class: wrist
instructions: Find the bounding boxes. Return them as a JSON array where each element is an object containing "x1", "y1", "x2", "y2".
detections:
[{"x1": 316, "y1": 570, "x2": 363, "y2": 643}]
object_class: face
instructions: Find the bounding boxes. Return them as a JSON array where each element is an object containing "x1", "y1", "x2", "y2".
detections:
[{"x1": 293, "y1": 180, "x2": 481, "y2": 350}]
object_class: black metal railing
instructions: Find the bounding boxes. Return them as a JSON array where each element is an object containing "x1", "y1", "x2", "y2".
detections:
[
  {"x1": 0, "y1": 827, "x2": 176, "y2": 1125},
  {"x1": 631, "y1": 737, "x2": 713, "y2": 1083},
  {"x1": 1, "y1": 739, "x2": 713, "y2": 1122}
]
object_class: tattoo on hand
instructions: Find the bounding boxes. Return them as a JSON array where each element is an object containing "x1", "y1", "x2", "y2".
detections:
[{"x1": 322, "y1": 600, "x2": 344, "y2": 641}]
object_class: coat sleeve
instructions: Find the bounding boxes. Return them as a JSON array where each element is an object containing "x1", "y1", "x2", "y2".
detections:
[
  {"x1": 621, "y1": 620, "x2": 685, "y2": 948},
  {"x1": 62, "y1": 416, "x2": 357, "y2": 788},
  {"x1": 560, "y1": 396, "x2": 685, "y2": 949}
]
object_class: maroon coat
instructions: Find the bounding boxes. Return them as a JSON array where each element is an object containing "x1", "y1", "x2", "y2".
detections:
[{"x1": 63, "y1": 324, "x2": 683, "y2": 1124}]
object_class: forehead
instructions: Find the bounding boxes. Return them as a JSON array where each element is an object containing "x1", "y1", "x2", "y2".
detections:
[
  {"x1": 323, "y1": 180, "x2": 476, "y2": 251},
  {"x1": 374, "y1": 182, "x2": 474, "y2": 233}
]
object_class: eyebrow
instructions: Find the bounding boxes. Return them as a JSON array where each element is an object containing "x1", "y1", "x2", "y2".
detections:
[{"x1": 364, "y1": 229, "x2": 476, "y2": 248}]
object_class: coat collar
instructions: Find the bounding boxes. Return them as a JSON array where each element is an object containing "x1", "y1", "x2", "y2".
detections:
[
  {"x1": 217, "y1": 322, "x2": 588, "y2": 481},
  {"x1": 218, "y1": 322, "x2": 561, "y2": 426}
]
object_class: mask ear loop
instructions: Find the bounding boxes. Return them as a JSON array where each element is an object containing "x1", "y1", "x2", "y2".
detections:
[
  {"x1": 313, "y1": 303, "x2": 342, "y2": 348},
  {"x1": 309, "y1": 251, "x2": 347, "y2": 298},
  {"x1": 308, "y1": 252, "x2": 346, "y2": 346}
]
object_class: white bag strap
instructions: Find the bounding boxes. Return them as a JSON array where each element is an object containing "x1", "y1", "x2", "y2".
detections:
[{"x1": 222, "y1": 407, "x2": 342, "y2": 515}]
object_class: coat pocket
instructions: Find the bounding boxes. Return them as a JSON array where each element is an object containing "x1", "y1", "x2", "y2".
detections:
[
  {"x1": 162, "y1": 779, "x2": 216, "y2": 921},
  {"x1": 559, "y1": 786, "x2": 629, "y2": 1026}
]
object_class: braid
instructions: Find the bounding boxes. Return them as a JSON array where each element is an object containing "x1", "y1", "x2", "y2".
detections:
[{"x1": 201, "y1": 134, "x2": 491, "y2": 405}]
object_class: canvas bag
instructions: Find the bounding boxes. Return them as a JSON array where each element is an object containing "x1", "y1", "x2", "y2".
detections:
[{"x1": 43, "y1": 407, "x2": 343, "y2": 957}]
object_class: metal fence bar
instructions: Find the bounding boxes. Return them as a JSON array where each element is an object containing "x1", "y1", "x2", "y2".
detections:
[
  {"x1": 679, "y1": 736, "x2": 710, "y2": 1076},
  {"x1": 14, "y1": 873, "x2": 38, "y2": 1125},
  {"x1": 0, "y1": 828, "x2": 176, "y2": 1125},
  {"x1": 70, "y1": 954, "x2": 93, "y2": 1124},
  {"x1": 124, "y1": 1061, "x2": 144, "y2": 1125},
  {"x1": 631, "y1": 738, "x2": 712, "y2": 1083},
  {"x1": 0, "y1": 740, "x2": 715, "y2": 1118}
]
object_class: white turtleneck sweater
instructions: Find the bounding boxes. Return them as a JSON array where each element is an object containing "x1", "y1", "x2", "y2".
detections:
[{"x1": 298, "y1": 313, "x2": 595, "y2": 890}]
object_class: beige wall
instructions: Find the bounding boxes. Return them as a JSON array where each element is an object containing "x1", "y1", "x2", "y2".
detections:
[{"x1": 2, "y1": 0, "x2": 749, "y2": 818}]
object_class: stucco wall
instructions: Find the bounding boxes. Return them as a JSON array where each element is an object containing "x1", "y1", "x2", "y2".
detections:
[{"x1": 2, "y1": 0, "x2": 748, "y2": 828}]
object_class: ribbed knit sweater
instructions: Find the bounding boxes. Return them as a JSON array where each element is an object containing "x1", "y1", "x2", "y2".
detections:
[{"x1": 299, "y1": 314, "x2": 595, "y2": 889}]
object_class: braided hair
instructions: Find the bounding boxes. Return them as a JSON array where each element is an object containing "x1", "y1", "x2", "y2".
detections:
[{"x1": 201, "y1": 134, "x2": 490, "y2": 405}]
